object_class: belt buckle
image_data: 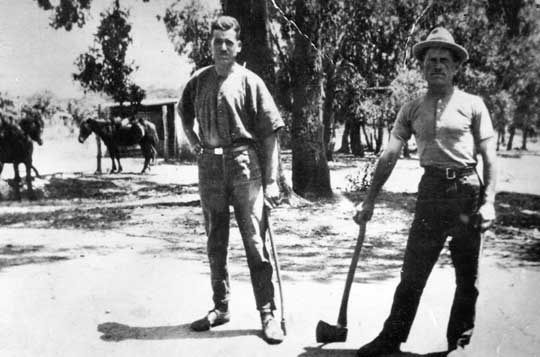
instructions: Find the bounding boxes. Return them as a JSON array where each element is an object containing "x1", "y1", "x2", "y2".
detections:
[
  {"x1": 214, "y1": 147, "x2": 223, "y2": 155},
  {"x1": 445, "y1": 168, "x2": 456, "y2": 180}
]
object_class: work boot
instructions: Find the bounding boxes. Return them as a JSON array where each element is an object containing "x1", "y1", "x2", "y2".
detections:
[
  {"x1": 190, "y1": 308, "x2": 230, "y2": 332},
  {"x1": 446, "y1": 346, "x2": 468, "y2": 356},
  {"x1": 356, "y1": 332, "x2": 401, "y2": 357},
  {"x1": 448, "y1": 330, "x2": 472, "y2": 352},
  {"x1": 261, "y1": 311, "x2": 284, "y2": 344}
]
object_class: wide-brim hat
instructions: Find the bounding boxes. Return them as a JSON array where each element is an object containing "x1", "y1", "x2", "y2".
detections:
[{"x1": 412, "y1": 27, "x2": 469, "y2": 64}]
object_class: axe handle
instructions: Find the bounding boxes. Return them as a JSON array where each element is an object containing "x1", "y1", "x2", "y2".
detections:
[{"x1": 337, "y1": 221, "x2": 367, "y2": 327}]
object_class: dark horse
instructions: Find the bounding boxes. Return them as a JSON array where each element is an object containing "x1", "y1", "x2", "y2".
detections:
[
  {"x1": 0, "y1": 108, "x2": 44, "y2": 200},
  {"x1": 78, "y1": 117, "x2": 159, "y2": 173}
]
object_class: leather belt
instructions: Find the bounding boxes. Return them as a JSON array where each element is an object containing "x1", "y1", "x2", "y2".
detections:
[
  {"x1": 424, "y1": 166, "x2": 476, "y2": 180},
  {"x1": 203, "y1": 144, "x2": 251, "y2": 155}
]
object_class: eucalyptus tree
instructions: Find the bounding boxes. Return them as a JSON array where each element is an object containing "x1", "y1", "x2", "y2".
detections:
[
  {"x1": 35, "y1": 0, "x2": 148, "y2": 108},
  {"x1": 34, "y1": 0, "x2": 93, "y2": 31},
  {"x1": 73, "y1": 2, "x2": 145, "y2": 109},
  {"x1": 289, "y1": 0, "x2": 332, "y2": 198},
  {"x1": 326, "y1": 1, "x2": 432, "y2": 156},
  {"x1": 163, "y1": 0, "x2": 219, "y2": 70}
]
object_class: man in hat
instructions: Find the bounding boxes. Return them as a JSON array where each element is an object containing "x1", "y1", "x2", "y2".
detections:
[
  {"x1": 354, "y1": 27, "x2": 497, "y2": 356},
  {"x1": 177, "y1": 16, "x2": 284, "y2": 344}
]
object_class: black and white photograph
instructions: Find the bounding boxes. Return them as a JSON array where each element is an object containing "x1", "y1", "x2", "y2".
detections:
[{"x1": 1, "y1": 1, "x2": 539, "y2": 356}]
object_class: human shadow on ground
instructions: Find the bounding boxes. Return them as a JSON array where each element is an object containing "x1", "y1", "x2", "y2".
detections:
[
  {"x1": 97, "y1": 322, "x2": 260, "y2": 342},
  {"x1": 298, "y1": 346, "x2": 449, "y2": 357}
]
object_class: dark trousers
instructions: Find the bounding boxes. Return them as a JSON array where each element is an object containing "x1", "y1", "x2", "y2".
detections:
[
  {"x1": 381, "y1": 171, "x2": 483, "y2": 347},
  {"x1": 198, "y1": 147, "x2": 275, "y2": 312}
]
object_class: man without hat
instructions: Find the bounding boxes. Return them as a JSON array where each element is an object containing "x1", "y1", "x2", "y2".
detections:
[
  {"x1": 354, "y1": 27, "x2": 497, "y2": 356},
  {"x1": 177, "y1": 15, "x2": 284, "y2": 344}
]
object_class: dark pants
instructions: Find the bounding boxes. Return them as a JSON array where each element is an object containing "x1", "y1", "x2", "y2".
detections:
[
  {"x1": 381, "y1": 171, "x2": 483, "y2": 347},
  {"x1": 198, "y1": 147, "x2": 275, "y2": 312}
]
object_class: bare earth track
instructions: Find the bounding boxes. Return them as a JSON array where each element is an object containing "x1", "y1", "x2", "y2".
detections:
[{"x1": 1, "y1": 131, "x2": 539, "y2": 356}]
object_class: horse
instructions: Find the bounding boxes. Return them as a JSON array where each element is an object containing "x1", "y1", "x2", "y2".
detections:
[
  {"x1": 0, "y1": 108, "x2": 44, "y2": 200},
  {"x1": 78, "y1": 117, "x2": 159, "y2": 174}
]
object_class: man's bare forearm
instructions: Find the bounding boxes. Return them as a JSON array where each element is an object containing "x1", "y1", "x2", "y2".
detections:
[
  {"x1": 262, "y1": 132, "x2": 279, "y2": 186},
  {"x1": 365, "y1": 152, "x2": 400, "y2": 202},
  {"x1": 177, "y1": 104, "x2": 201, "y2": 149},
  {"x1": 479, "y1": 137, "x2": 497, "y2": 204},
  {"x1": 364, "y1": 136, "x2": 403, "y2": 203},
  {"x1": 184, "y1": 128, "x2": 201, "y2": 148}
]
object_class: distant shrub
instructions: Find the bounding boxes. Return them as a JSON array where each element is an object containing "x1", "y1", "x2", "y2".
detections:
[{"x1": 345, "y1": 158, "x2": 376, "y2": 192}]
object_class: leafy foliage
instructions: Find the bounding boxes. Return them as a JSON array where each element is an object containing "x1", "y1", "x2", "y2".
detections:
[
  {"x1": 34, "y1": 0, "x2": 93, "y2": 31},
  {"x1": 25, "y1": 90, "x2": 59, "y2": 121},
  {"x1": 35, "y1": 0, "x2": 151, "y2": 31},
  {"x1": 490, "y1": 90, "x2": 516, "y2": 133},
  {"x1": 66, "y1": 98, "x2": 98, "y2": 126},
  {"x1": 163, "y1": 0, "x2": 220, "y2": 70},
  {"x1": 1, "y1": 91, "x2": 57, "y2": 124},
  {"x1": 33, "y1": 1, "x2": 149, "y2": 109},
  {"x1": 0, "y1": 92, "x2": 18, "y2": 122},
  {"x1": 389, "y1": 68, "x2": 426, "y2": 112},
  {"x1": 72, "y1": 4, "x2": 145, "y2": 107},
  {"x1": 0, "y1": 93, "x2": 16, "y2": 111},
  {"x1": 333, "y1": 63, "x2": 368, "y2": 124}
]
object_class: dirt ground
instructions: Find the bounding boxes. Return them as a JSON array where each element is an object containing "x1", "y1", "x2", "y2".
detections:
[{"x1": 1, "y1": 128, "x2": 540, "y2": 356}]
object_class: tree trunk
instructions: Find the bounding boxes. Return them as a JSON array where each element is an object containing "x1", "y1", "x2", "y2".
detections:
[
  {"x1": 374, "y1": 117, "x2": 384, "y2": 154},
  {"x1": 327, "y1": 123, "x2": 337, "y2": 162},
  {"x1": 161, "y1": 105, "x2": 169, "y2": 161},
  {"x1": 337, "y1": 119, "x2": 351, "y2": 153},
  {"x1": 291, "y1": 0, "x2": 332, "y2": 198},
  {"x1": 323, "y1": 61, "x2": 337, "y2": 161},
  {"x1": 521, "y1": 128, "x2": 528, "y2": 150},
  {"x1": 361, "y1": 122, "x2": 373, "y2": 151},
  {"x1": 95, "y1": 105, "x2": 103, "y2": 173},
  {"x1": 506, "y1": 126, "x2": 515, "y2": 150},
  {"x1": 350, "y1": 120, "x2": 364, "y2": 157}
]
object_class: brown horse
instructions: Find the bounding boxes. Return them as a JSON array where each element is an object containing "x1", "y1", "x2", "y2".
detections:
[
  {"x1": 78, "y1": 117, "x2": 159, "y2": 173},
  {"x1": 0, "y1": 108, "x2": 44, "y2": 200}
]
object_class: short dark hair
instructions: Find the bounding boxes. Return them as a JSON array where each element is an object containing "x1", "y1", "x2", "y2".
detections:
[
  {"x1": 211, "y1": 16, "x2": 241, "y2": 39},
  {"x1": 418, "y1": 46, "x2": 461, "y2": 64}
]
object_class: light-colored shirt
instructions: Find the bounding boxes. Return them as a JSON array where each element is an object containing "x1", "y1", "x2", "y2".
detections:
[
  {"x1": 391, "y1": 88, "x2": 494, "y2": 168},
  {"x1": 178, "y1": 63, "x2": 284, "y2": 148}
]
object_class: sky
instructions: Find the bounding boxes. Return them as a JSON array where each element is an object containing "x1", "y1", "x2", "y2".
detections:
[{"x1": 0, "y1": 0, "x2": 193, "y2": 99}]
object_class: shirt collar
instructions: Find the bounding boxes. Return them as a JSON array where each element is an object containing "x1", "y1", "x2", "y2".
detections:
[{"x1": 214, "y1": 62, "x2": 240, "y2": 79}]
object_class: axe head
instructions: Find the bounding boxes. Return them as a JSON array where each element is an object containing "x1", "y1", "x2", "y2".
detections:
[{"x1": 316, "y1": 320, "x2": 348, "y2": 343}]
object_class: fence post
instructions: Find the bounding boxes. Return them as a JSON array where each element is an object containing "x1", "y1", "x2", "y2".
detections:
[
  {"x1": 171, "y1": 104, "x2": 178, "y2": 158},
  {"x1": 95, "y1": 105, "x2": 102, "y2": 174},
  {"x1": 162, "y1": 104, "x2": 169, "y2": 161}
]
